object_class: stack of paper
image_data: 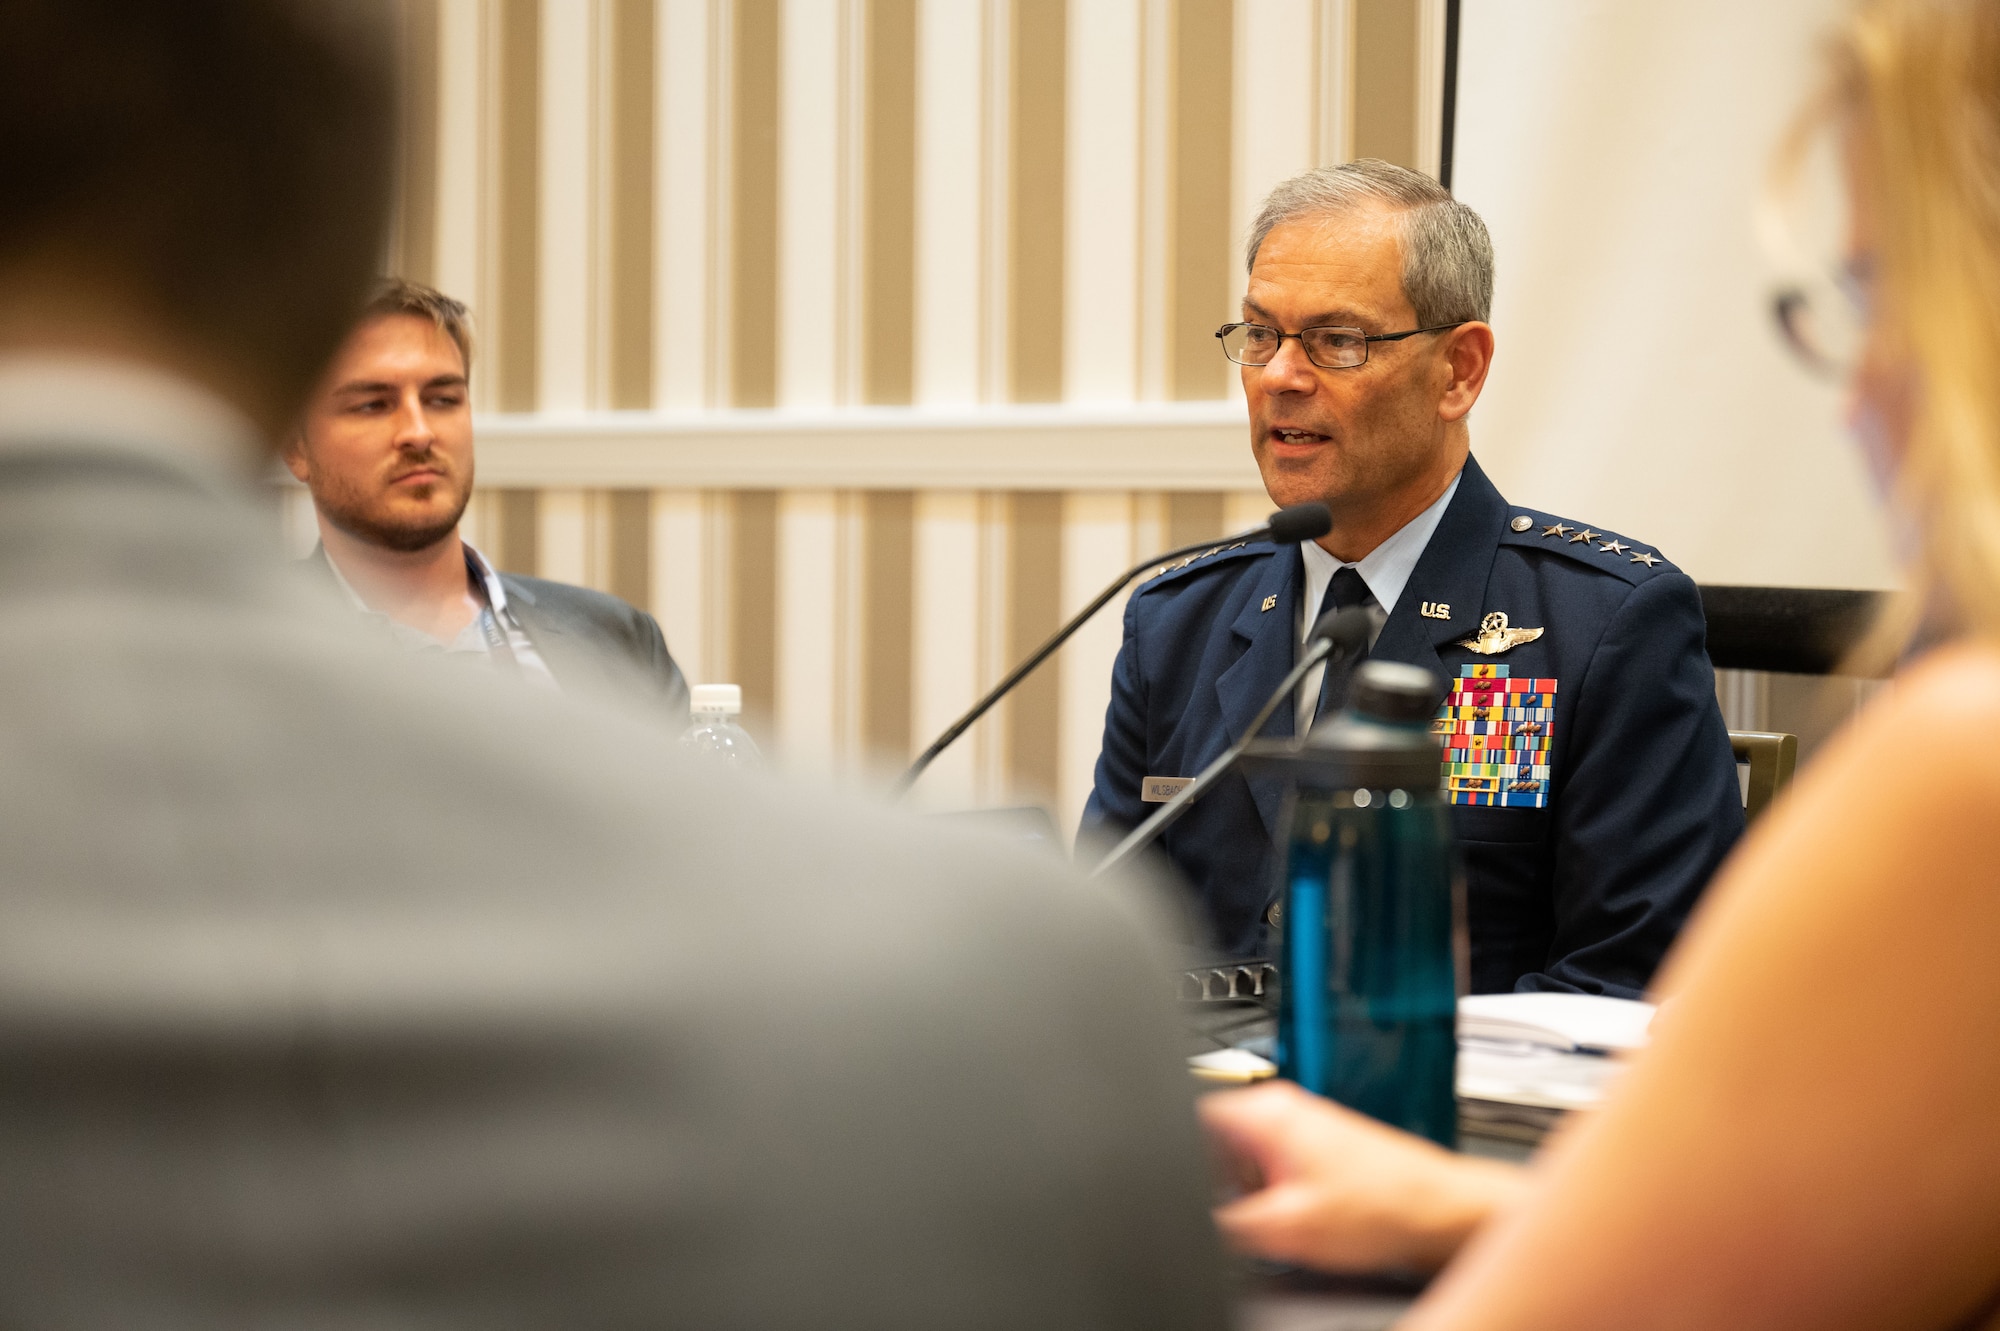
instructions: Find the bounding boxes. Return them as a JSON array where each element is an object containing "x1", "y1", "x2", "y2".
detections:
[
  {"x1": 1188, "y1": 994, "x2": 1657, "y2": 1113},
  {"x1": 1456, "y1": 992, "x2": 1655, "y2": 1054}
]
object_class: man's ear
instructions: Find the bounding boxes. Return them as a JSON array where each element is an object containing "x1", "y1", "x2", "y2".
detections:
[
  {"x1": 1438, "y1": 322, "x2": 1495, "y2": 424},
  {"x1": 280, "y1": 432, "x2": 312, "y2": 485}
]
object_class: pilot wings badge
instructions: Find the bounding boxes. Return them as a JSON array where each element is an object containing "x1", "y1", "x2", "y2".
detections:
[{"x1": 1457, "y1": 611, "x2": 1544, "y2": 656}]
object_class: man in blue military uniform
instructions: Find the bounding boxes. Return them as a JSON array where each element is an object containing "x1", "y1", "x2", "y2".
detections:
[{"x1": 1081, "y1": 161, "x2": 1742, "y2": 998}]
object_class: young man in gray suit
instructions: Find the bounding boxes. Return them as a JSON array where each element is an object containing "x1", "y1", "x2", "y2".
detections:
[
  {"x1": 286, "y1": 281, "x2": 691, "y2": 726},
  {"x1": 0, "y1": 1, "x2": 1226, "y2": 1325}
]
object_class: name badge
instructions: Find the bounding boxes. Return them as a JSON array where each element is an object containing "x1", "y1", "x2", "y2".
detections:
[{"x1": 1142, "y1": 775, "x2": 1195, "y2": 803}]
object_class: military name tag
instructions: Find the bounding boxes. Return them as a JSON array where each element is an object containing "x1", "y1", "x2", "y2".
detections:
[{"x1": 1142, "y1": 775, "x2": 1195, "y2": 803}]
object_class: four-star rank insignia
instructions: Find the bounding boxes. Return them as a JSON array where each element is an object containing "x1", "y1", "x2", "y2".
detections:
[{"x1": 1456, "y1": 611, "x2": 1544, "y2": 655}]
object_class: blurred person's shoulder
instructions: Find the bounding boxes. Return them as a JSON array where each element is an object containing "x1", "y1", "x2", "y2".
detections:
[
  {"x1": 1840, "y1": 640, "x2": 2000, "y2": 766},
  {"x1": 1751, "y1": 640, "x2": 2000, "y2": 843}
]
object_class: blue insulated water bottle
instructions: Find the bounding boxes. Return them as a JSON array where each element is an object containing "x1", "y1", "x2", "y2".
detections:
[{"x1": 1263, "y1": 660, "x2": 1462, "y2": 1147}]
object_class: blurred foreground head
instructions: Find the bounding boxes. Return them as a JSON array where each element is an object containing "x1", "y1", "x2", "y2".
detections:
[
  {"x1": 0, "y1": 0, "x2": 395, "y2": 440},
  {"x1": 1830, "y1": 0, "x2": 2000, "y2": 644}
]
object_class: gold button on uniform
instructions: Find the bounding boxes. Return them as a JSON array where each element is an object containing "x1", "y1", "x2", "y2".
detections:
[{"x1": 1510, "y1": 515, "x2": 1534, "y2": 532}]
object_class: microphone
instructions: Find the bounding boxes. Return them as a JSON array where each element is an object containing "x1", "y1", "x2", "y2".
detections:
[
  {"x1": 896, "y1": 502, "x2": 1332, "y2": 796},
  {"x1": 1088, "y1": 604, "x2": 1373, "y2": 880}
]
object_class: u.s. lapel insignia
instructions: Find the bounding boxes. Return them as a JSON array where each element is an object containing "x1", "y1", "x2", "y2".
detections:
[
  {"x1": 1261, "y1": 594, "x2": 1278, "y2": 611},
  {"x1": 1457, "y1": 611, "x2": 1545, "y2": 655}
]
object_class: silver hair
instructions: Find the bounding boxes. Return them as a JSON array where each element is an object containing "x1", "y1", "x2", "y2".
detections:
[{"x1": 1244, "y1": 159, "x2": 1494, "y2": 325}]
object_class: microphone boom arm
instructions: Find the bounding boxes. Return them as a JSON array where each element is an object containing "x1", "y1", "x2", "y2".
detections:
[
  {"x1": 895, "y1": 532, "x2": 1262, "y2": 797},
  {"x1": 1087, "y1": 636, "x2": 1334, "y2": 880}
]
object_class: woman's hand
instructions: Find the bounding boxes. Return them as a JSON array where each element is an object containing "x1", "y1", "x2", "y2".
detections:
[{"x1": 1200, "y1": 1080, "x2": 1530, "y2": 1274}]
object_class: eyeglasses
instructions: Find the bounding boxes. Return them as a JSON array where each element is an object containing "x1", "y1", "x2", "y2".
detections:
[
  {"x1": 1770, "y1": 262, "x2": 1870, "y2": 380},
  {"x1": 1215, "y1": 321, "x2": 1467, "y2": 370}
]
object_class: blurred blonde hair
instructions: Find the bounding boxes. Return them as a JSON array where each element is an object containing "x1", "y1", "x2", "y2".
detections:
[{"x1": 1832, "y1": 0, "x2": 2000, "y2": 660}]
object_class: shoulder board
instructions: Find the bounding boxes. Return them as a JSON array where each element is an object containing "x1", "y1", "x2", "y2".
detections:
[
  {"x1": 1137, "y1": 538, "x2": 1272, "y2": 591},
  {"x1": 1496, "y1": 509, "x2": 1678, "y2": 586}
]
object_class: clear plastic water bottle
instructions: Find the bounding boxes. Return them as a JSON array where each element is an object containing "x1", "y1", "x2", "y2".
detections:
[
  {"x1": 679, "y1": 684, "x2": 762, "y2": 769},
  {"x1": 1263, "y1": 661, "x2": 1462, "y2": 1147}
]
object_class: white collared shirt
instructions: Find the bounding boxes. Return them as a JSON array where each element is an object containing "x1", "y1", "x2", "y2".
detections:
[
  {"x1": 324, "y1": 541, "x2": 561, "y2": 692},
  {"x1": 1296, "y1": 468, "x2": 1463, "y2": 732}
]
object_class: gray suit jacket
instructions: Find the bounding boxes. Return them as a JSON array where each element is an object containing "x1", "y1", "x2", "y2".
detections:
[
  {"x1": 0, "y1": 439, "x2": 1227, "y2": 1328},
  {"x1": 307, "y1": 544, "x2": 692, "y2": 729}
]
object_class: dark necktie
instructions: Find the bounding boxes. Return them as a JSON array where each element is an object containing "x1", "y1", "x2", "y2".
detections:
[{"x1": 1314, "y1": 565, "x2": 1374, "y2": 719}]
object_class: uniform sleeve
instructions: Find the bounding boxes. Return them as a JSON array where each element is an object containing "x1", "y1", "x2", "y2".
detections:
[
  {"x1": 1534, "y1": 570, "x2": 1744, "y2": 997},
  {"x1": 634, "y1": 608, "x2": 692, "y2": 732},
  {"x1": 1078, "y1": 593, "x2": 1151, "y2": 859}
]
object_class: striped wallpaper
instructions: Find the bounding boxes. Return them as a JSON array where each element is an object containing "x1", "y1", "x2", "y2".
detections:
[{"x1": 311, "y1": 0, "x2": 1452, "y2": 832}]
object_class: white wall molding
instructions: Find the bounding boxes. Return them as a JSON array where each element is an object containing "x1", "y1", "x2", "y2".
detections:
[{"x1": 471, "y1": 401, "x2": 1263, "y2": 490}]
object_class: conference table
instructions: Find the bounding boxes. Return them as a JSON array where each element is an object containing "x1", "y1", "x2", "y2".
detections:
[{"x1": 1187, "y1": 996, "x2": 1545, "y2": 1329}]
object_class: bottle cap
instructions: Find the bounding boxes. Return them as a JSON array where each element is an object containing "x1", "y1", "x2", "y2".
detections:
[
  {"x1": 1349, "y1": 661, "x2": 1445, "y2": 724},
  {"x1": 690, "y1": 683, "x2": 742, "y2": 714}
]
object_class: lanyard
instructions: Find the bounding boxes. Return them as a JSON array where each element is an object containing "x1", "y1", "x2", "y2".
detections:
[
  {"x1": 474, "y1": 602, "x2": 521, "y2": 675},
  {"x1": 464, "y1": 545, "x2": 521, "y2": 676}
]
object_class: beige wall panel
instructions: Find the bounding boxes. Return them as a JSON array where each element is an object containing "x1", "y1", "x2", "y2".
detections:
[
  {"x1": 1315, "y1": 0, "x2": 1357, "y2": 166},
  {"x1": 775, "y1": 489, "x2": 849, "y2": 773},
  {"x1": 606, "y1": 0, "x2": 655, "y2": 409},
  {"x1": 909, "y1": 490, "x2": 991, "y2": 809},
  {"x1": 778, "y1": 0, "x2": 856, "y2": 408},
  {"x1": 656, "y1": 0, "x2": 724, "y2": 408},
  {"x1": 457, "y1": 488, "x2": 491, "y2": 554},
  {"x1": 1008, "y1": 0, "x2": 1066, "y2": 403},
  {"x1": 433, "y1": 0, "x2": 486, "y2": 328},
  {"x1": 1169, "y1": 0, "x2": 1233, "y2": 401},
  {"x1": 1412, "y1": 0, "x2": 1446, "y2": 179},
  {"x1": 1351, "y1": 0, "x2": 1418, "y2": 170},
  {"x1": 977, "y1": 491, "x2": 1011, "y2": 798},
  {"x1": 863, "y1": 0, "x2": 919, "y2": 405},
  {"x1": 979, "y1": 2, "x2": 1014, "y2": 406},
  {"x1": 650, "y1": 488, "x2": 715, "y2": 682},
  {"x1": 488, "y1": 489, "x2": 542, "y2": 575},
  {"x1": 536, "y1": 487, "x2": 593, "y2": 586},
  {"x1": 729, "y1": 491, "x2": 780, "y2": 725},
  {"x1": 1231, "y1": 0, "x2": 1320, "y2": 329},
  {"x1": 1006, "y1": 491, "x2": 1064, "y2": 804},
  {"x1": 1135, "y1": 0, "x2": 1171, "y2": 401},
  {"x1": 836, "y1": 492, "x2": 869, "y2": 766},
  {"x1": 731, "y1": 0, "x2": 782, "y2": 408},
  {"x1": 1064, "y1": 0, "x2": 1142, "y2": 403},
  {"x1": 394, "y1": 0, "x2": 441, "y2": 285},
  {"x1": 606, "y1": 488, "x2": 652, "y2": 607},
  {"x1": 1224, "y1": 487, "x2": 1272, "y2": 533},
  {"x1": 539, "y1": 0, "x2": 598, "y2": 411},
  {"x1": 1166, "y1": 491, "x2": 1226, "y2": 548},
  {"x1": 492, "y1": 0, "x2": 541, "y2": 412},
  {"x1": 860, "y1": 491, "x2": 916, "y2": 765},
  {"x1": 914, "y1": 0, "x2": 993, "y2": 404},
  {"x1": 1055, "y1": 490, "x2": 1136, "y2": 837}
]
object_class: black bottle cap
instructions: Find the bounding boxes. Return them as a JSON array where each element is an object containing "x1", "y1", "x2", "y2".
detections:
[{"x1": 1350, "y1": 661, "x2": 1446, "y2": 724}]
